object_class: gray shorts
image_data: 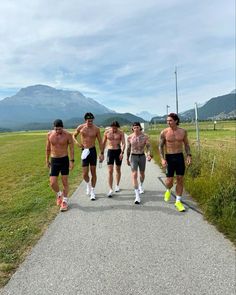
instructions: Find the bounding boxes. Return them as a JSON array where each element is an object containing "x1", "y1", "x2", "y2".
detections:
[{"x1": 130, "y1": 154, "x2": 146, "y2": 172}]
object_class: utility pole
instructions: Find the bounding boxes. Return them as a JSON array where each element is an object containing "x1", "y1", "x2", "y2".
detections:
[
  {"x1": 166, "y1": 105, "x2": 170, "y2": 116},
  {"x1": 175, "y1": 66, "x2": 179, "y2": 115}
]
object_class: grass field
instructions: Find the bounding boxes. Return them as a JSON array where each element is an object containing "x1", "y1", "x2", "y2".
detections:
[
  {"x1": 0, "y1": 131, "x2": 82, "y2": 287},
  {"x1": 0, "y1": 121, "x2": 235, "y2": 286},
  {"x1": 148, "y1": 120, "x2": 236, "y2": 245}
]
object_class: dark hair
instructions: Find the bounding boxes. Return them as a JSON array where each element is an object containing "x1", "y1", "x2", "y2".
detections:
[
  {"x1": 132, "y1": 121, "x2": 142, "y2": 131},
  {"x1": 110, "y1": 121, "x2": 120, "y2": 128},
  {"x1": 84, "y1": 112, "x2": 95, "y2": 120},
  {"x1": 168, "y1": 113, "x2": 180, "y2": 125},
  {"x1": 53, "y1": 119, "x2": 63, "y2": 128}
]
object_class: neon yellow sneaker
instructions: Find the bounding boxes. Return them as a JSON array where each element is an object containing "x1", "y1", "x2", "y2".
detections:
[
  {"x1": 164, "y1": 190, "x2": 171, "y2": 202},
  {"x1": 175, "y1": 200, "x2": 185, "y2": 212}
]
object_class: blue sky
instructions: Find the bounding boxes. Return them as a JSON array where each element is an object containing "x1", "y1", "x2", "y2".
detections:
[{"x1": 0, "y1": 0, "x2": 234, "y2": 115}]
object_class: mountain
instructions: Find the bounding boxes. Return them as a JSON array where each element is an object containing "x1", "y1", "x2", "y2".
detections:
[
  {"x1": 136, "y1": 111, "x2": 158, "y2": 121},
  {"x1": 19, "y1": 112, "x2": 146, "y2": 131},
  {"x1": 180, "y1": 92, "x2": 236, "y2": 120},
  {"x1": 0, "y1": 85, "x2": 114, "y2": 129},
  {"x1": 151, "y1": 91, "x2": 236, "y2": 122}
]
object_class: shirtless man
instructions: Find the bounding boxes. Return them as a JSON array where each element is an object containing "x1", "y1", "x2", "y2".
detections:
[
  {"x1": 46, "y1": 119, "x2": 74, "y2": 212},
  {"x1": 159, "y1": 113, "x2": 192, "y2": 212},
  {"x1": 102, "y1": 121, "x2": 126, "y2": 197},
  {"x1": 127, "y1": 122, "x2": 152, "y2": 204},
  {"x1": 73, "y1": 112, "x2": 104, "y2": 200}
]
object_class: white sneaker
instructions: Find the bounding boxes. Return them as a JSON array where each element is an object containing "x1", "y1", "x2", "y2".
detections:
[
  {"x1": 139, "y1": 184, "x2": 144, "y2": 194},
  {"x1": 135, "y1": 196, "x2": 140, "y2": 204},
  {"x1": 134, "y1": 191, "x2": 140, "y2": 204},
  {"x1": 90, "y1": 191, "x2": 96, "y2": 200},
  {"x1": 115, "y1": 185, "x2": 120, "y2": 192},
  {"x1": 107, "y1": 189, "x2": 113, "y2": 198}
]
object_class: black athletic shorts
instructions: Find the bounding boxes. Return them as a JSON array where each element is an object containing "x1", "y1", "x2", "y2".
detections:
[
  {"x1": 82, "y1": 146, "x2": 97, "y2": 167},
  {"x1": 166, "y1": 153, "x2": 185, "y2": 177},
  {"x1": 50, "y1": 156, "x2": 69, "y2": 176},
  {"x1": 107, "y1": 149, "x2": 122, "y2": 166}
]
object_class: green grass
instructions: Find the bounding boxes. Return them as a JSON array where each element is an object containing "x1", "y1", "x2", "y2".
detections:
[
  {"x1": 149, "y1": 120, "x2": 236, "y2": 245},
  {"x1": 0, "y1": 131, "x2": 82, "y2": 286}
]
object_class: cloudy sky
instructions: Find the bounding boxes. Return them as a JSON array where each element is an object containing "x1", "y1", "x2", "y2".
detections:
[{"x1": 0, "y1": 0, "x2": 234, "y2": 115}]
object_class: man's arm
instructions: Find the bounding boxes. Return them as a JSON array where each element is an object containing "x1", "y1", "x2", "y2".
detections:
[
  {"x1": 45, "y1": 133, "x2": 51, "y2": 168},
  {"x1": 68, "y1": 133, "x2": 75, "y2": 169},
  {"x1": 183, "y1": 130, "x2": 192, "y2": 165},
  {"x1": 102, "y1": 131, "x2": 108, "y2": 152},
  {"x1": 158, "y1": 131, "x2": 166, "y2": 160},
  {"x1": 121, "y1": 131, "x2": 126, "y2": 154},
  {"x1": 97, "y1": 127, "x2": 104, "y2": 162},
  {"x1": 144, "y1": 135, "x2": 152, "y2": 161},
  {"x1": 126, "y1": 137, "x2": 131, "y2": 164},
  {"x1": 73, "y1": 125, "x2": 82, "y2": 147}
]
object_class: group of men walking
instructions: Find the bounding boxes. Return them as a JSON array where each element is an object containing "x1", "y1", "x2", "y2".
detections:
[{"x1": 45, "y1": 112, "x2": 192, "y2": 212}]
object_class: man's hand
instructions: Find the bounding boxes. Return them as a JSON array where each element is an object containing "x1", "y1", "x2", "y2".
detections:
[
  {"x1": 186, "y1": 155, "x2": 192, "y2": 166},
  {"x1": 69, "y1": 161, "x2": 74, "y2": 170},
  {"x1": 99, "y1": 154, "x2": 104, "y2": 162},
  {"x1": 161, "y1": 158, "x2": 167, "y2": 168},
  {"x1": 146, "y1": 155, "x2": 152, "y2": 162},
  {"x1": 127, "y1": 159, "x2": 131, "y2": 166},
  {"x1": 46, "y1": 161, "x2": 51, "y2": 169}
]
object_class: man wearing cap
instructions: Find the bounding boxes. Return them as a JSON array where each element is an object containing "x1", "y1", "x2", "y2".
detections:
[
  {"x1": 159, "y1": 113, "x2": 192, "y2": 212},
  {"x1": 46, "y1": 119, "x2": 74, "y2": 211},
  {"x1": 73, "y1": 112, "x2": 104, "y2": 200},
  {"x1": 127, "y1": 122, "x2": 152, "y2": 204},
  {"x1": 102, "y1": 121, "x2": 126, "y2": 197}
]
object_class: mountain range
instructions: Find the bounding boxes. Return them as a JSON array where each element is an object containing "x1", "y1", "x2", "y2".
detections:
[
  {"x1": 0, "y1": 85, "x2": 235, "y2": 131},
  {"x1": 151, "y1": 91, "x2": 236, "y2": 123},
  {"x1": 0, "y1": 85, "x2": 145, "y2": 130}
]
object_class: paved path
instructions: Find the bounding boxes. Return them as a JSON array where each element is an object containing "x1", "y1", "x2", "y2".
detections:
[{"x1": 1, "y1": 159, "x2": 235, "y2": 295}]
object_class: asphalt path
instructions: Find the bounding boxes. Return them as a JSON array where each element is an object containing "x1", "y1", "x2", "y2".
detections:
[{"x1": 1, "y1": 157, "x2": 235, "y2": 295}]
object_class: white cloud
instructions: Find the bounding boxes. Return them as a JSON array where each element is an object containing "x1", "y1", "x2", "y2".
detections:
[{"x1": 0, "y1": 0, "x2": 234, "y2": 115}]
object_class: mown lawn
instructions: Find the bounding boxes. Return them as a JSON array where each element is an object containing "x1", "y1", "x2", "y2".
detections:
[{"x1": 0, "y1": 131, "x2": 82, "y2": 287}]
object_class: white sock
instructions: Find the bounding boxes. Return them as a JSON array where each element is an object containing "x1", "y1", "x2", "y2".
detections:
[
  {"x1": 135, "y1": 189, "x2": 139, "y2": 196},
  {"x1": 176, "y1": 196, "x2": 182, "y2": 202},
  {"x1": 63, "y1": 197, "x2": 68, "y2": 203},
  {"x1": 57, "y1": 191, "x2": 62, "y2": 197},
  {"x1": 91, "y1": 187, "x2": 95, "y2": 192}
]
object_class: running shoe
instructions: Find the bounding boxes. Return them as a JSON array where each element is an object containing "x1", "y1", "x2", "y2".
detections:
[
  {"x1": 115, "y1": 185, "x2": 120, "y2": 192},
  {"x1": 90, "y1": 191, "x2": 96, "y2": 201},
  {"x1": 56, "y1": 196, "x2": 62, "y2": 206},
  {"x1": 60, "y1": 201, "x2": 68, "y2": 212},
  {"x1": 139, "y1": 184, "x2": 144, "y2": 194},
  {"x1": 164, "y1": 190, "x2": 171, "y2": 202},
  {"x1": 175, "y1": 200, "x2": 185, "y2": 212},
  {"x1": 134, "y1": 192, "x2": 140, "y2": 204},
  {"x1": 107, "y1": 189, "x2": 113, "y2": 198}
]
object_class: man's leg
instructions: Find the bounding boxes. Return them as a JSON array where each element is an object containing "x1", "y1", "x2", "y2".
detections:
[
  {"x1": 50, "y1": 176, "x2": 63, "y2": 205},
  {"x1": 174, "y1": 175, "x2": 185, "y2": 211},
  {"x1": 115, "y1": 165, "x2": 121, "y2": 187},
  {"x1": 107, "y1": 165, "x2": 114, "y2": 197},
  {"x1": 60, "y1": 175, "x2": 69, "y2": 211},
  {"x1": 139, "y1": 171, "x2": 145, "y2": 194},
  {"x1": 82, "y1": 166, "x2": 91, "y2": 195},
  {"x1": 132, "y1": 170, "x2": 140, "y2": 204},
  {"x1": 108, "y1": 165, "x2": 114, "y2": 190},
  {"x1": 164, "y1": 177, "x2": 174, "y2": 202},
  {"x1": 90, "y1": 165, "x2": 97, "y2": 200},
  {"x1": 50, "y1": 176, "x2": 60, "y2": 193}
]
